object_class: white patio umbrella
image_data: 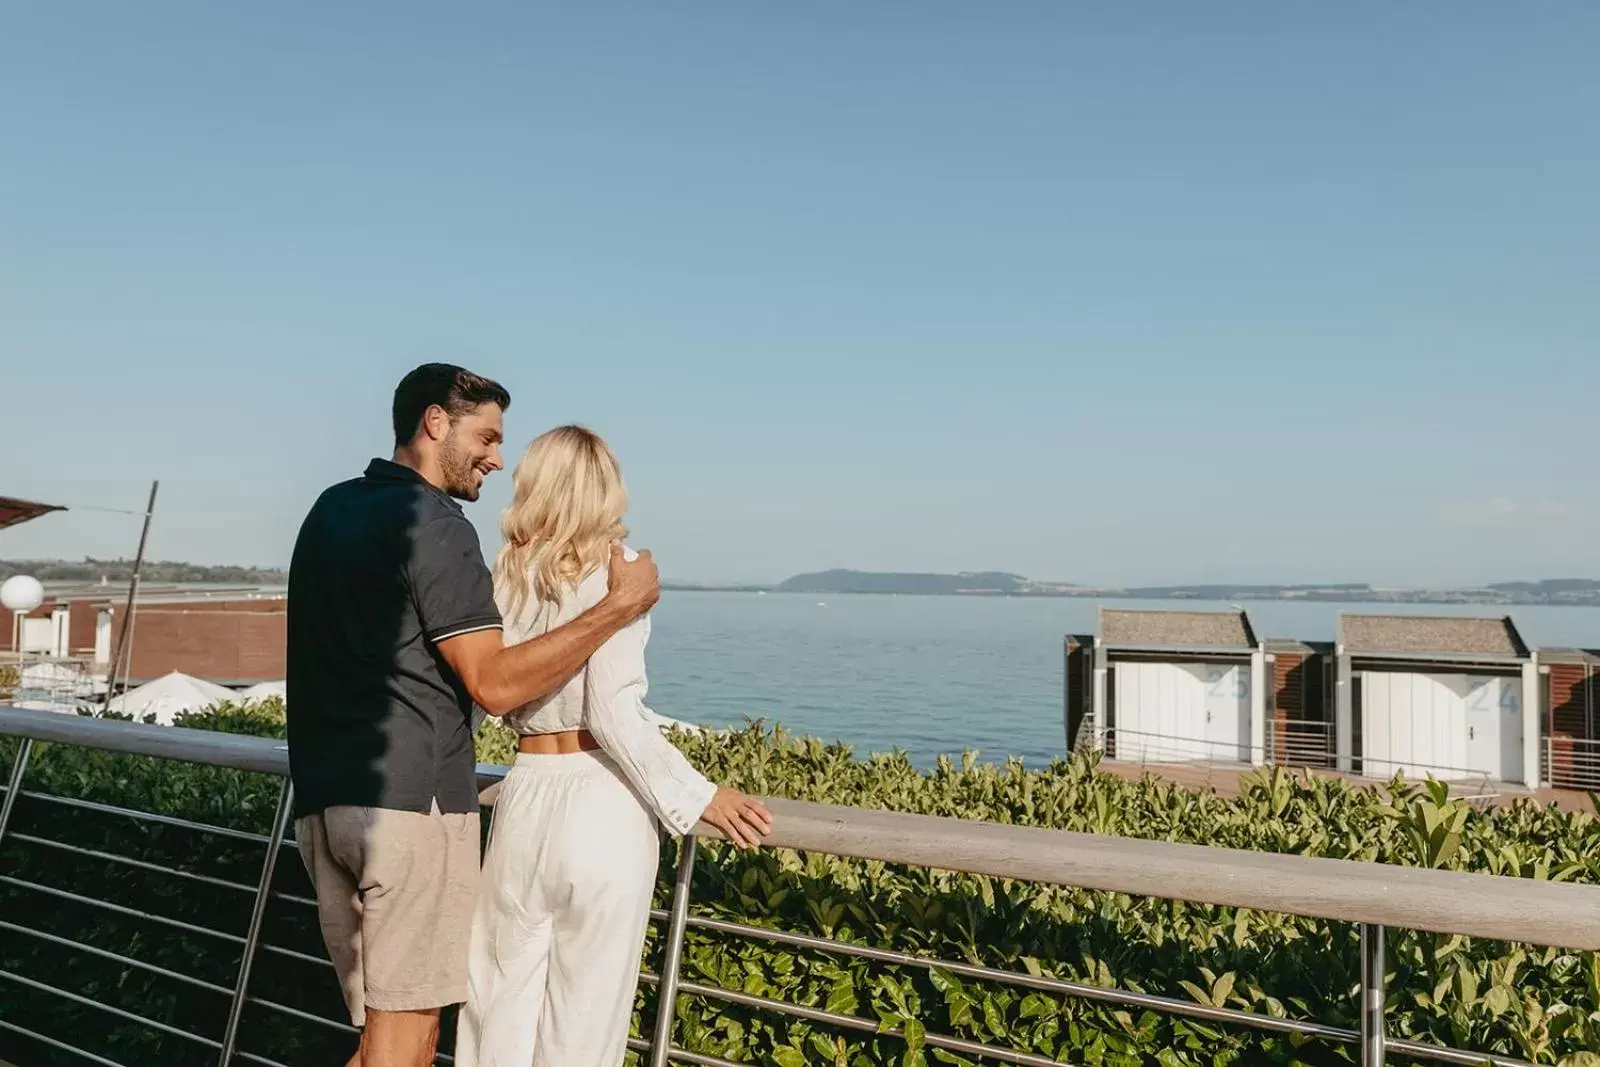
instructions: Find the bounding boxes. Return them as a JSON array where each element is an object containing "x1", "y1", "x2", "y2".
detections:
[
  {"x1": 107, "y1": 671, "x2": 239, "y2": 725},
  {"x1": 240, "y1": 680, "x2": 287, "y2": 704}
]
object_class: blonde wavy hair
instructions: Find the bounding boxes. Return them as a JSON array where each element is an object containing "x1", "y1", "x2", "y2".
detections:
[{"x1": 494, "y1": 425, "x2": 629, "y2": 621}]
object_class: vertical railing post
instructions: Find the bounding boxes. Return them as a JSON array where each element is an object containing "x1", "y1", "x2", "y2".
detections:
[
  {"x1": 0, "y1": 737, "x2": 33, "y2": 852},
  {"x1": 216, "y1": 779, "x2": 295, "y2": 1067},
  {"x1": 1360, "y1": 923, "x2": 1386, "y2": 1066},
  {"x1": 649, "y1": 835, "x2": 699, "y2": 1067}
]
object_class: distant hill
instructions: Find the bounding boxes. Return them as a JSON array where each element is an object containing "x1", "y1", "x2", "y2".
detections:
[
  {"x1": 1487, "y1": 579, "x2": 1600, "y2": 596},
  {"x1": 1121, "y1": 583, "x2": 1372, "y2": 599},
  {"x1": 776, "y1": 570, "x2": 1051, "y2": 595},
  {"x1": 0, "y1": 558, "x2": 287, "y2": 584},
  {"x1": 766, "y1": 571, "x2": 1600, "y2": 605}
]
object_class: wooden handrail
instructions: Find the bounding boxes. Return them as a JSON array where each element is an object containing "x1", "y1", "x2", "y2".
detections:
[{"x1": 4, "y1": 704, "x2": 1599, "y2": 950}]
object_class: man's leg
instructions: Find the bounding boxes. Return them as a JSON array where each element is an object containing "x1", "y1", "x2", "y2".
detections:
[
  {"x1": 351, "y1": 806, "x2": 480, "y2": 1066},
  {"x1": 296, "y1": 813, "x2": 371, "y2": 1045},
  {"x1": 359, "y1": 1008, "x2": 441, "y2": 1067}
]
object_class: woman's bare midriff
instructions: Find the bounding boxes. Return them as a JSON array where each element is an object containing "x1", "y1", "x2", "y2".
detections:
[{"x1": 517, "y1": 729, "x2": 602, "y2": 755}]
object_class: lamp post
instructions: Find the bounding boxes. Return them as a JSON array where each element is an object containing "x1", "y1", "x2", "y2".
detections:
[{"x1": 2, "y1": 575, "x2": 46, "y2": 685}]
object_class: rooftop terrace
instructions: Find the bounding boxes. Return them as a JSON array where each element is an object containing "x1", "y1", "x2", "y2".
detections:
[{"x1": 3, "y1": 705, "x2": 1597, "y2": 1067}]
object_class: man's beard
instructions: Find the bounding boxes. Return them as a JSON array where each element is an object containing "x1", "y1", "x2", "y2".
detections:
[{"x1": 438, "y1": 432, "x2": 480, "y2": 501}]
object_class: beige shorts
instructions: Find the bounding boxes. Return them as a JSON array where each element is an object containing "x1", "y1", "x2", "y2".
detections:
[{"x1": 296, "y1": 804, "x2": 480, "y2": 1027}]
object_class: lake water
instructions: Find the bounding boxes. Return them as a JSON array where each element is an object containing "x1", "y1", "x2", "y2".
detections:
[{"x1": 644, "y1": 593, "x2": 1600, "y2": 768}]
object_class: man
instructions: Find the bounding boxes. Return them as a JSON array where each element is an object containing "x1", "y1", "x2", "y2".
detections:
[{"x1": 286, "y1": 363, "x2": 660, "y2": 1067}]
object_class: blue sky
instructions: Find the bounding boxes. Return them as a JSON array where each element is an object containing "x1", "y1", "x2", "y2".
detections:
[{"x1": 2, "y1": 3, "x2": 1596, "y2": 586}]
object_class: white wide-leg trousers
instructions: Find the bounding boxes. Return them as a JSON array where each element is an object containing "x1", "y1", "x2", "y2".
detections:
[{"x1": 455, "y1": 750, "x2": 662, "y2": 1067}]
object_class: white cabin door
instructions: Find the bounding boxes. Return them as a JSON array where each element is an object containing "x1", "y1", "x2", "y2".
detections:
[
  {"x1": 1362, "y1": 671, "x2": 1469, "y2": 781},
  {"x1": 1463, "y1": 676, "x2": 1523, "y2": 783},
  {"x1": 1202, "y1": 663, "x2": 1250, "y2": 763},
  {"x1": 1115, "y1": 661, "x2": 1247, "y2": 763},
  {"x1": 1114, "y1": 662, "x2": 1208, "y2": 762}
]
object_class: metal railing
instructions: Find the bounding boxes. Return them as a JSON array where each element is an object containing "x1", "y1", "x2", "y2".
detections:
[
  {"x1": 3, "y1": 706, "x2": 1599, "y2": 1067},
  {"x1": 1089, "y1": 722, "x2": 1337, "y2": 771},
  {"x1": 1543, "y1": 734, "x2": 1600, "y2": 791},
  {"x1": 0, "y1": 656, "x2": 103, "y2": 713},
  {"x1": 1264, "y1": 716, "x2": 1336, "y2": 769},
  {"x1": 1090, "y1": 723, "x2": 1509, "y2": 801},
  {"x1": 1087, "y1": 725, "x2": 1254, "y2": 767}
]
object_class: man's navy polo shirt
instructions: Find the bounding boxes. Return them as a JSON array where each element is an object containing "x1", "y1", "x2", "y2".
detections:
[{"x1": 286, "y1": 459, "x2": 502, "y2": 818}]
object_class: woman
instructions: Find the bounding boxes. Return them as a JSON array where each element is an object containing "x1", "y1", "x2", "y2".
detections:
[{"x1": 456, "y1": 425, "x2": 772, "y2": 1067}]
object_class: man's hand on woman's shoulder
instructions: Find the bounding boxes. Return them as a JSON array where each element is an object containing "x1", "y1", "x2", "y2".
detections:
[{"x1": 607, "y1": 543, "x2": 660, "y2": 619}]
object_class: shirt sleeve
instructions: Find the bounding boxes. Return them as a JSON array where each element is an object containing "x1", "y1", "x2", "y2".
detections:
[
  {"x1": 410, "y1": 514, "x2": 503, "y2": 644},
  {"x1": 581, "y1": 603, "x2": 717, "y2": 837}
]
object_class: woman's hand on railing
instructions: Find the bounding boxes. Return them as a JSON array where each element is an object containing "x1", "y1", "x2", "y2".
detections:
[{"x1": 700, "y1": 786, "x2": 773, "y2": 848}]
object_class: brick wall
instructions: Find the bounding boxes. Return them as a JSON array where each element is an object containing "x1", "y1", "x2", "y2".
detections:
[
  {"x1": 169, "y1": 600, "x2": 286, "y2": 614},
  {"x1": 3, "y1": 596, "x2": 284, "y2": 680},
  {"x1": 122, "y1": 603, "x2": 286, "y2": 682}
]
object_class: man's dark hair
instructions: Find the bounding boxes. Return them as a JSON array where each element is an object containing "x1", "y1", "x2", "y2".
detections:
[{"x1": 392, "y1": 363, "x2": 511, "y2": 446}]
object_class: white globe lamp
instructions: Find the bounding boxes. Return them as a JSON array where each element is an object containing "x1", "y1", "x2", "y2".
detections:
[
  {"x1": 2, "y1": 575, "x2": 45, "y2": 613},
  {"x1": 3, "y1": 575, "x2": 45, "y2": 665}
]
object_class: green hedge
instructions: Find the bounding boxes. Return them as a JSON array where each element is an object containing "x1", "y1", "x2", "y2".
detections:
[{"x1": 3, "y1": 709, "x2": 1599, "y2": 1066}]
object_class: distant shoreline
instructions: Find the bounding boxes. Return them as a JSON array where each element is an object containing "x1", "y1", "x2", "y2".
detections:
[
  {"x1": 661, "y1": 584, "x2": 1600, "y2": 608},
  {"x1": 665, "y1": 568, "x2": 1600, "y2": 607},
  {"x1": 10, "y1": 559, "x2": 1595, "y2": 609}
]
